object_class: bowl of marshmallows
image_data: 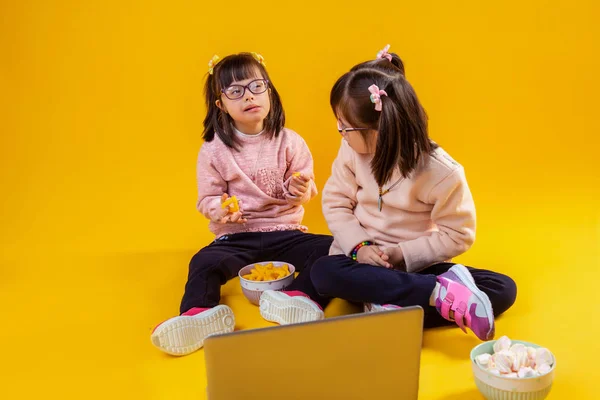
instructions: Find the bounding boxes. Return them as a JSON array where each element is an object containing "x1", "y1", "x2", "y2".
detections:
[{"x1": 470, "y1": 336, "x2": 556, "y2": 400}]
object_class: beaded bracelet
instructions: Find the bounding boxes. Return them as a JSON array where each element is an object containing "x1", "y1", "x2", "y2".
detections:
[{"x1": 351, "y1": 241, "x2": 374, "y2": 261}]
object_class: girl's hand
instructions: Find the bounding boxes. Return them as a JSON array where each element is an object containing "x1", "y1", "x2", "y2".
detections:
[
  {"x1": 356, "y1": 245, "x2": 392, "y2": 268},
  {"x1": 288, "y1": 173, "x2": 311, "y2": 197},
  {"x1": 218, "y1": 193, "x2": 247, "y2": 224},
  {"x1": 382, "y1": 247, "x2": 406, "y2": 270}
]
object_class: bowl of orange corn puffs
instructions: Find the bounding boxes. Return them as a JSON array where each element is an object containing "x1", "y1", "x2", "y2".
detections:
[{"x1": 238, "y1": 261, "x2": 295, "y2": 305}]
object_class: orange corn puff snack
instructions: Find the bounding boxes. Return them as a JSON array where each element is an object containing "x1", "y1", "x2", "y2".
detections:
[
  {"x1": 221, "y1": 195, "x2": 239, "y2": 212},
  {"x1": 242, "y1": 263, "x2": 290, "y2": 281}
]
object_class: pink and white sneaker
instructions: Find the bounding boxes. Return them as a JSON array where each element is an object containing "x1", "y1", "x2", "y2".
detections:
[
  {"x1": 150, "y1": 305, "x2": 235, "y2": 356},
  {"x1": 435, "y1": 264, "x2": 495, "y2": 341},
  {"x1": 259, "y1": 290, "x2": 324, "y2": 325},
  {"x1": 363, "y1": 303, "x2": 402, "y2": 313}
]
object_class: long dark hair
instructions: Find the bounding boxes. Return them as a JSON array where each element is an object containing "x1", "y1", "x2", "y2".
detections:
[
  {"x1": 203, "y1": 53, "x2": 285, "y2": 149},
  {"x1": 330, "y1": 54, "x2": 435, "y2": 186}
]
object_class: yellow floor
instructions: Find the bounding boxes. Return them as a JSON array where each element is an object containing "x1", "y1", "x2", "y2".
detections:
[
  {"x1": 1, "y1": 209, "x2": 598, "y2": 399},
  {"x1": 2, "y1": 0, "x2": 599, "y2": 398}
]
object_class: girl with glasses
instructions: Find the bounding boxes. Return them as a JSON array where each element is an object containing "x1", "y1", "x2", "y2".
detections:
[
  {"x1": 150, "y1": 52, "x2": 332, "y2": 356},
  {"x1": 259, "y1": 45, "x2": 517, "y2": 342}
]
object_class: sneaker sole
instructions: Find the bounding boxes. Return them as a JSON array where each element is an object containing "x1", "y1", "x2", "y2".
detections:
[
  {"x1": 450, "y1": 264, "x2": 495, "y2": 338},
  {"x1": 364, "y1": 303, "x2": 401, "y2": 313},
  {"x1": 151, "y1": 305, "x2": 235, "y2": 356},
  {"x1": 363, "y1": 303, "x2": 384, "y2": 313},
  {"x1": 259, "y1": 291, "x2": 324, "y2": 325}
]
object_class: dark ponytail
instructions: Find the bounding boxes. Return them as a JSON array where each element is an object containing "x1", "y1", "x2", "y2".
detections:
[
  {"x1": 203, "y1": 72, "x2": 223, "y2": 142},
  {"x1": 372, "y1": 76, "x2": 431, "y2": 184}
]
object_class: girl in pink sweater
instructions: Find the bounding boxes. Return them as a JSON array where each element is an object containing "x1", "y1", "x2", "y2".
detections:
[
  {"x1": 151, "y1": 52, "x2": 332, "y2": 355},
  {"x1": 259, "y1": 45, "x2": 516, "y2": 341}
]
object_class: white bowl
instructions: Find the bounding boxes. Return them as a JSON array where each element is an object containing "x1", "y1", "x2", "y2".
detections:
[
  {"x1": 470, "y1": 340, "x2": 556, "y2": 400},
  {"x1": 238, "y1": 261, "x2": 295, "y2": 305}
]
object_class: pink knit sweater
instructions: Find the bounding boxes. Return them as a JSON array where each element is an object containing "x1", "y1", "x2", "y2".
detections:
[
  {"x1": 196, "y1": 128, "x2": 317, "y2": 238},
  {"x1": 322, "y1": 140, "x2": 476, "y2": 272}
]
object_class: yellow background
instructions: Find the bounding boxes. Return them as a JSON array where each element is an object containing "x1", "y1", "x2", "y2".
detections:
[{"x1": 1, "y1": 0, "x2": 598, "y2": 398}]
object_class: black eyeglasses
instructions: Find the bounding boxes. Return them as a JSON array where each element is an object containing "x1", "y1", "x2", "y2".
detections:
[
  {"x1": 221, "y1": 79, "x2": 269, "y2": 100},
  {"x1": 337, "y1": 123, "x2": 369, "y2": 136}
]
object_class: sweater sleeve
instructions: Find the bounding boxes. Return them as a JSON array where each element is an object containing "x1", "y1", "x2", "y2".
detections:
[
  {"x1": 398, "y1": 167, "x2": 476, "y2": 272},
  {"x1": 196, "y1": 144, "x2": 226, "y2": 222},
  {"x1": 282, "y1": 134, "x2": 318, "y2": 205},
  {"x1": 322, "y1": 141, "x2": 373, "y2": 255}
]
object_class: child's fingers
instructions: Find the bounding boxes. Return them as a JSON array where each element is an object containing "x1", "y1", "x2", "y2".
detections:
[
  {"x1": 290, "y1": 179, "x2": 302, "y2": 189},
  {"x1": 289, "y1": 181, "x2": 308, "y2": 197},
  {"x1": 234, "y1": 209, "x2": 247, "y2": 223},
  {"x1": 290, "y1": 184, "x2": 307, "y2": 197},
  {"x1": 219, "y1": 212, "x2": 246, "y2": 224},
  {"x1": 293, "y1": 176, "x2": 310, "y2": 188},
  {"x1": 217, "y1": 193, "x2": 230, "y2": 218},
  {"x1": 372, "y1": 252, "x2": 392, "y2": 269},
  {"x1": 230, "y1": 212, "x2": 246, "y2": 223},
  {"x1": 370, "y1": 256, "x2": 388, "y2": 268},
  {"x1": 216, "y1": 206, "x2": 229, "y2": 219},
  {"x1": 371, "y1": 245, "x2": 387, "y2": 259},
  {"x1": 289, "y1": 186, "x2": 299, "y2": 196},
  {"x1": 367, "y1": 248, "x2": 388, "y2": 268},
  {"x1": 373, "y1": 259, "x2": 387, "y2": 267},
  {"x1": 293, "y1": 174, "x2": 310, "y2": 183},
  {"x1": 375, "y1": 249, "x2": 392, "y2": 268}
]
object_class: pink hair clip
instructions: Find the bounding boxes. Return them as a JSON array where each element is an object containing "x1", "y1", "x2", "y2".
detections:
[
  {"x1": 368, "y1": 84, "x2": 388, "y2": 112},
  {"x1": 376, "y1": 44, "x2": 392, "y2": 62}
]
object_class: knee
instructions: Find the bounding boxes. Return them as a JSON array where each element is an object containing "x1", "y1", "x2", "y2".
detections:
[
  {"x1": 306, "y1": 236, "x2": 334, "y2": 266},
  {"x1": 188, "y1": 251, "x2": 217, "y2": 277},
  {"x1": 310, "y1": 255, "x2": 342, "y2": 295},
  {"x1": 494, "y1": 274, "x2": 518, "y2": 316},
  {"x1": 189, "y1": 251, "x2": 206, "y2": 269},
  {"x1": 310, "y1": 257, "x2": 332, "y2": 293}
]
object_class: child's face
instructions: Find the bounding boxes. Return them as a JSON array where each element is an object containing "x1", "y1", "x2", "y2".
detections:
[
  {"x1": 217, "y1": 73, "x2": 271, "y2": 134},
  {"x1": 337, "y1": 118, "x2": 377, "y2": 154}
]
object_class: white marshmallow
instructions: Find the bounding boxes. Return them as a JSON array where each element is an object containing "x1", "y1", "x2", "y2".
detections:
[
  {"x1": 537, "y1": 363, "x2": 552, "y2": 375},
  {"x1": 536, "y1": 348, "x2": 553, "y2": 366},
  {"x1": 518, "y1": 366, "x2": 538, "y2": 378},
  {"x1": 492, "y1": 351, "x2": 514, "y2": 374},
  {"x1": 493, "y1": 336, "x2": 512, "y2": 353},
  {"x1": 510, "y1": 343, "x2": 526, "y2": 353},
  {"x1": 476, "y1": 353, "x2": 492, "y2": 368},
  {"x1": 512, "y1": 348, "x2": 529, "y2": 371}
]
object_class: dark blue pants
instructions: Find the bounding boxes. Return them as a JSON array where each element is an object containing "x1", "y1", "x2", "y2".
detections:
[
  {"x1": 180, "y1": 230, "x2": 333, "y2": 313},
  {"x1": 288, "y1": 255, "x2": 517, "y2": 328}
]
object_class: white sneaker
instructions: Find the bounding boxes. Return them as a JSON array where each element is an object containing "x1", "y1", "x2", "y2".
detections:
[
  {"x1": 363, "y1": 303, "x2": 402, "y2": 313},
  {"x1": 259, "y1": 290, "x2": 324, "y2": 325},
  {"x1": 151, "y1": 305, "x2": 235, "y2": 356}
]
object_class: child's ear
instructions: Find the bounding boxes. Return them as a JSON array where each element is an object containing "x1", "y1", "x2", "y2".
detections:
[{"x1": 215, "y1": 99, "x2": 228, "y2": 114}]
